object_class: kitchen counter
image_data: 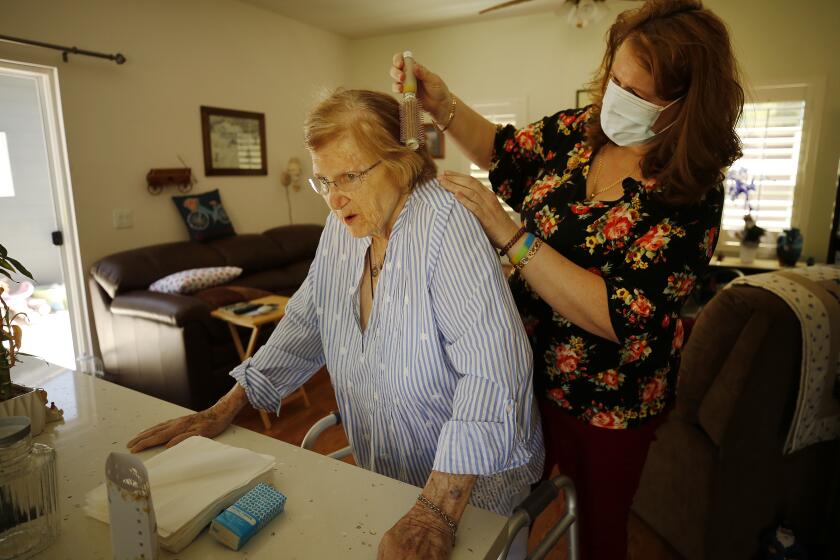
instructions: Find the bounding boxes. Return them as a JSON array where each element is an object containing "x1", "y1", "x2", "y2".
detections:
[{"x1": 15, "y1": 359, "x2": 508, "y2": 559}]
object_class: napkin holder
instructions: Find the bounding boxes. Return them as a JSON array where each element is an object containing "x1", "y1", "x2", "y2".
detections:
[{"x1": 106, "y1": 452, "x2": 159, "y2": 560}]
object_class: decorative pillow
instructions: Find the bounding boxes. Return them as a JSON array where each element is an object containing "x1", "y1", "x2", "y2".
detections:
[
  {"x1": 171, "y1": 189, "x2": 236, "y2": 242},
  {"x1": 149, "y1": 267, "x2": 242, "y2": 295},
  {"x1": 193, "y1": 285, "x2": 272, "y2": 308}
]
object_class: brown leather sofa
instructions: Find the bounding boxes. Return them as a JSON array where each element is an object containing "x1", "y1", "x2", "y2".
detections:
[
  {"x1": 632, "y1": 283, "x2": 840, "y2": 559},
  {"x1": 89, "y1": 225, "x2": 322, "y2": 411}
]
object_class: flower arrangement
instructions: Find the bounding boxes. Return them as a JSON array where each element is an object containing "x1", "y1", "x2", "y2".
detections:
[
  {"x1": 726, "y1": 166, "x2": 756, "y2": 212},
  {"x1": 0, "y1": 243, "x2": 33, "y2": 401},
  {"x1": 727, "y1": 166, "x2": 767, "y2": 249}
]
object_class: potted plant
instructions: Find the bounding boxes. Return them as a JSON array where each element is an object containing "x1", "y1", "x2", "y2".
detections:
[
  {"x1": 0, "y1": 243, "x2": 51, "y2": 434},
  {"x1": 727, "y1": 167, "x2": 766, "y2": 263},
  {"x1": 736, "y1": 214, "x2": 766, "y2": 264}
]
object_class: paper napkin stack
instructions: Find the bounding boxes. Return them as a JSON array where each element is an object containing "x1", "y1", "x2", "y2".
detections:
[{"x1": 85, "y1": 436, "x2": 275, "y2": 552}]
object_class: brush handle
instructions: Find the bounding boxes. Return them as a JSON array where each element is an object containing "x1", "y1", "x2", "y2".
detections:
[{"x1": 403, "y1": 50, "x2": 417, "y2": 95}]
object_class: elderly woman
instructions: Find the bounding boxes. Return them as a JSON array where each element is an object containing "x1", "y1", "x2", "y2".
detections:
[{"x1": 128, "y1": 89, "x2": 544, "y2": 559}]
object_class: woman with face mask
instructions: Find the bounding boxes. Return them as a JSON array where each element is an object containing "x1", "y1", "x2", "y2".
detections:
[{"x1": 391, "y1": 1, "x2": 743, "y2": 558}]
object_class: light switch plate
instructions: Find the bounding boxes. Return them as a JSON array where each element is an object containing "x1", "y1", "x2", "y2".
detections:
[{"x1": 113, "y1": 209, "x2": 133, "y2": 229}]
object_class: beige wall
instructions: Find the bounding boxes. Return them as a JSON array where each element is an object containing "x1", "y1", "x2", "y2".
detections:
[
  {"x1": 3, "y1": 0, "x2": 838, "y2": 266},
  {"x1": 1, "y1": 0, "x2": 345, "y2": 273},
  {"x1": 349, "y1": 0, "x2": 840, "y2": 262}
]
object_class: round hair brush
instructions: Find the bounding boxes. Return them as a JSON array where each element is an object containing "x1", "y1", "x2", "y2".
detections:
[{"x1": 399, "y1": 50, "x2": 424, "y2": 151}]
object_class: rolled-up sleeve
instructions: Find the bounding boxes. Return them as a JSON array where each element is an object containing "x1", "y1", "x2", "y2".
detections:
[
  {"x1": 229, "y1": 261, "x2": 325, "y2": 415},
  {"x1": 429, "y1": 201, "x2": 537, "y2": 475}
]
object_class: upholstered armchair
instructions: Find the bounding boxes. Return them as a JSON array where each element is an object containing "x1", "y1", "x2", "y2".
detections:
[{"x1": 632, "y1": 282, "x2": 840, "y2": 559}]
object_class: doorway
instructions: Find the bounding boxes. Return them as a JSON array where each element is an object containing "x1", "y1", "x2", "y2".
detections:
[{"x1": 0, "y1": 59, "x2": 92, "y2": 372}]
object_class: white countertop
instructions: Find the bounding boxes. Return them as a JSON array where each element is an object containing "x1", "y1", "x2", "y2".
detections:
[{"x1": 15, "y1": 360, "x2": 507, "y2": 559}]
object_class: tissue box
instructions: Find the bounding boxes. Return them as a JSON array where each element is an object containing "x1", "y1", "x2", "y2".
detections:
[{"x1": 209, "y1": 483, "x2": 286, "y2": 550}]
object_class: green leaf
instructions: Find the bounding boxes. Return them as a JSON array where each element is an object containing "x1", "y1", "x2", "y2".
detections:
[
  {"x1": 5, "y1": 257, "x2": 33, "y2": 280},
  {"x1": 0, "y1": 268, "x2": 13, "y2": 282},
  {"x1": 0, "y1": 244, "x2": 6, "y2": 258},
  {"x1": 0, "y1": 260, "x2": 12, "y2": 272}
]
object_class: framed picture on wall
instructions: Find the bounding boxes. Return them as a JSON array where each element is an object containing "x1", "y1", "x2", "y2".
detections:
[
  {"x1": 423, "y1": 123, "x2": 445, "y2": 159},
  {"x1": 200, "y1": 106, "x2": 267, "y2": 176},
  {"x1": 575, "y1": 88, "x2": 595, "y2": 109}
]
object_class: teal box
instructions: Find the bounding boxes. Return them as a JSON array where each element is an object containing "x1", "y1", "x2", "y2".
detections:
[{"x1": 209, "y1": 483, "x2": 286, "y2": 551}]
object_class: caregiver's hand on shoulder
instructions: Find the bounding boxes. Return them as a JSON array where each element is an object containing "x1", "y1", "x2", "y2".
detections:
[
  {"x1": 390, "y1": 52, "x2": 451, "y2": 124},
  {"x1": 127, "y1": 383, "x2": 248, "y2": 453},
  {"x1": 439, "y1": 170, "x2": 519, "y2": 249},
  {"x1": 377, "y1": 502, "x2": 453, "y2": 560}
]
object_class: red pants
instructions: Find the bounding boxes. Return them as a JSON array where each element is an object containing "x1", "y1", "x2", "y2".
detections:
[{"x1": 538, "y1": 398, "x2": 664, "y2": 560}]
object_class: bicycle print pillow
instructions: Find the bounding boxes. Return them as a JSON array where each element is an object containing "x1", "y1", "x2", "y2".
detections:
[
  {"x1": 149, "y1": 266, "x2": 243, "y2": 294},
  {"x1": 172, "y1": 189, "x2": 236, "y2": 242}
]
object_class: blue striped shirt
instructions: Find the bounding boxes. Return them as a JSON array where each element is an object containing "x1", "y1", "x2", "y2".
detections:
[{"x1": 230, "y1": 179, "x2": 544, "y2": 515}]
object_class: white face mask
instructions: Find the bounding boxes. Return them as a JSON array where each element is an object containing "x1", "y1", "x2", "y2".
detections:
[{"x1": 600, "y1": 79, "x2": 681, "y2": 146}]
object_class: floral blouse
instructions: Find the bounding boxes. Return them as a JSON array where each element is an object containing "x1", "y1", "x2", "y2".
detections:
[{"x1": 489, "y1": 107, "x2": 723, "y2": 430}]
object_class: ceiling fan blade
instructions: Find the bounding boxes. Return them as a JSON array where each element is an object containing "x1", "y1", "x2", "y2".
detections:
[{"x1": 479, "y1": 0, "x2": 534, "y2": 15}]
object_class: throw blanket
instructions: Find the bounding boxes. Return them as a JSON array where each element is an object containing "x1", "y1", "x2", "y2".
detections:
[{"x1": 728, "y1": 265, "x2": 840, "y2": 454}]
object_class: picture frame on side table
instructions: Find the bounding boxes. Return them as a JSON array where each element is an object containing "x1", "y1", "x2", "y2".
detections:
[
  {"x1": 423, "y1": 123, "x2": 445, "y2": 159},
  {"x1": 200, "y1": 106, "x2": 267, "y2": 176}
]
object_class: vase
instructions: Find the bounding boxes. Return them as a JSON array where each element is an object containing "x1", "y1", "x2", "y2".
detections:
[
  {"x1": 777, "y1": 228, "x2": 803, "y2": 267},
  {"x1": 0, "y1": 383, "x2": 46, "y2": 436},
  {"x1": 740, "y1": 243, "x2": 758, "y2": 264}
]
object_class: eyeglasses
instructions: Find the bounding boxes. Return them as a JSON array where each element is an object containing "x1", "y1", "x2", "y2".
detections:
[{"x1": 307, "y1": 160, "x2": 382, "y2": 196}]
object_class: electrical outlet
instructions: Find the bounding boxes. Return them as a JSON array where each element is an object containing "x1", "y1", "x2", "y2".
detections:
[{"x1": 112, "y1": 209, "x2": 133, "y2": 229}]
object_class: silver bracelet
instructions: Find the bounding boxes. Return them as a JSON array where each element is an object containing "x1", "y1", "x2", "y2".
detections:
[{"x1": 417, "y1": 493, "x2": 457, "y2": 543}]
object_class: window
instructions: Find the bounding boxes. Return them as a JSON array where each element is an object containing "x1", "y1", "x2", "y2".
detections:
[
  {"x1": 0, "y1": 132, "x2": 13, "y2": 198},
  {"x1": 468, "y1": 99, "x2": 527, "y2": 220},
  {"x1": 721, "y1": 99, "x2": 806, "y2": 249}
]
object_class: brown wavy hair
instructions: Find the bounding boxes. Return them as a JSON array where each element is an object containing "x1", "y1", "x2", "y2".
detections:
[
  {"x1": 304, "y1": 89, "x2": 436, "y2": 190},
  {"x1": 585, "y1": 0, "x2": 744, "y2": 205}
]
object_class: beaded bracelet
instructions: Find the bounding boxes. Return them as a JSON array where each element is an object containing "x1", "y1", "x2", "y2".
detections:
[
  {"x1": 499, "y1": 226, "x2": 527, "y2": 256},
  {"x1": 514, "y1": 238, "x2": 543, "y2": 271},
  {"x1": 436, "y1": 95, "x2": 457, "y2": 133},
  {"x1": 417, "y1": 494, "x2": 458, "y2": 543},
  {"x1": 509, "y1": 233, "x2": 536, "y2": 266}
]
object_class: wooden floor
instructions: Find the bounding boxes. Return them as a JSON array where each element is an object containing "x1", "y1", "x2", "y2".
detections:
[
  {"x1": 233, "y1": 367, "x2": 353, "y2": 461},
  {"x1": 233, "y1": 367, "x2": 682, "y2": 559}
]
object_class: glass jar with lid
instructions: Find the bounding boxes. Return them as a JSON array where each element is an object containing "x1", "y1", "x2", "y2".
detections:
[{"x1": 0, "y1": 416, "x2": 59, "y2": 559}]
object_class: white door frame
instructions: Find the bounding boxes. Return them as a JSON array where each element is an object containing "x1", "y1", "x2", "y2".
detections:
[{"x1": 0, "y1": 58, "x2": 94, "y2": 370}]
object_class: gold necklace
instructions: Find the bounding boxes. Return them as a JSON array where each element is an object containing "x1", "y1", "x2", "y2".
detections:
[
  {"x1": 369, "y1": 243, "x2": 386, "y2": 278},
  {"x1": 368, "y1": 243, "x2": 386, "y2": 304},
  {"x1": 588, "y1": 150, "x2": 637, "y2": 200}
]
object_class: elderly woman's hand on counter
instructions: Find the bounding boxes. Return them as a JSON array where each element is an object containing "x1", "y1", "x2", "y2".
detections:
[
  {"x1": 377, "y1": 505, "x2": 453, "y2": 560},
  {"x1": 378, "y1": 471, "x2": 476, "y2": 560},
  {"x1": 127, "y1": 384, "x2": 249, "y2": 453}
]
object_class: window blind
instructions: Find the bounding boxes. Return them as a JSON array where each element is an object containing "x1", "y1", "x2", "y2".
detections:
[{"x1": 723, "y1": 100, "x2": 805, "y2": 239}]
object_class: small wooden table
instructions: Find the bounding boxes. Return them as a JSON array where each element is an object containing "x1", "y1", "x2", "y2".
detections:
[{"x1": 211, "y1": 295, "x2": 310, "y2": 430}]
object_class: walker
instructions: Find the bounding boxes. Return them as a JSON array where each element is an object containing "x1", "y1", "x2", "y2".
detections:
[{"x1": 301, "y1": 411, "x2": 579, "y2": 560}]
